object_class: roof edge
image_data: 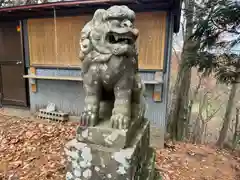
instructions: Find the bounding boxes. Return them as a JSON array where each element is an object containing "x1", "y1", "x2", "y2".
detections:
[
  {"x1": 173, "y1": 0, "x2": 182, "y2": 33},
  {"x1": 0, "y1": 0, "x2": 136, "y2": 12}
]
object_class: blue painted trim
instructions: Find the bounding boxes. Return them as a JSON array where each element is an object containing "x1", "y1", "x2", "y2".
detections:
[
  {"x1": 28, "y1": 66, "x2": 161, "y2": 73},
  {"x1": 22, "y1": 19, "x2": 30, "y2": 68},
  {"x1": 28, "y1": 68, "x2": 161, "y2": 83},
  {"x1": 30, "y1": 65, "x2": 81, "y2": 70},
  {"x1": 35, "y1": 68, "x2": 82, "y2": 77}
]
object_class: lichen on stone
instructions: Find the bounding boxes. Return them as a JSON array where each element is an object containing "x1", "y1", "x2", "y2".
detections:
[
  {"x1": 66, "y1": 172, "x2": 73, "y2": 180},
  {"x1": 72, "y1": 160, "x2": 81, "y2": 169},
  {"x1": 107, "y1": 174, "x2": 112, "y2": 178},
  {"x1": 95, "y1": 166, "x2": 100, "y2": 172},
  {"x1": 82, "y1": 169, "x2": 92, "y2": 178},
  {"x1": 81, "y1": 129, "x2": 89, "y2": 138},
  {"x1": 104, "y1": 131, "x2": 120, "y2": 145},
  {"x1": 73, "y1": 169, "x2": 82, "y2": 177},
  {"x1": 65, "y1": 149, "x2": 79, "y2": 160},
  {"x1": 116, "y1": 166, "x2": 127, "y2": 175},
  {"x1": 81, "y1": 146, "x2": 92, "y2": 162}
]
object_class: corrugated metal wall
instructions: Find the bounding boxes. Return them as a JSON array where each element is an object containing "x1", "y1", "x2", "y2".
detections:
[{"x1": 28, "y1": 68, "x2": 166, "y2": 127}]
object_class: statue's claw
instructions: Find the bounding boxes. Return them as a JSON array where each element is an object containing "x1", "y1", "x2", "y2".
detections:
[
  {"x1": 80, "y1": 111, "x2": 98, "y2": 127},
  {"x1": 110, "y1": 114, "x2": 130, "y2": 129}
]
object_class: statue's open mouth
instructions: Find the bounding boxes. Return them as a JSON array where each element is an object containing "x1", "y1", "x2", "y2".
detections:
[{"x1": 107, "y1": 32, "x2": 135, "y2": 45}]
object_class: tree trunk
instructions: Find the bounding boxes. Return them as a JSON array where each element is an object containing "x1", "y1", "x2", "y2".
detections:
[
  {"x1": 216, "y1": 79, "x2": 239, "y2": 147},
  {"x1": 186, "y1": 74, "x2": 204, "y2": 139},
  {"x1": 192, "y1": 117, "x2": 201, "y2": 144},
  {"x1": 167, "y1": 0, "x2": 196, "y2": 141},
  {"x1": 203, "y1": 123, "x2": 208, "y2": 144},
  {"x1": 192, "y1": 92, "x2": 207, "y2": 144},
  {"x1": 232, "y1": 108, "x2": 239, "y2": 150}
]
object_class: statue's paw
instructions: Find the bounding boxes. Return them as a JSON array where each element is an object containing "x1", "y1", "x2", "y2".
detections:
[
  {"x1": 80, "y1": 111, "x2": 98, "y2": 127},
  {"x1": 110, "y1": 114, "x2": 130, "y2": 129}
]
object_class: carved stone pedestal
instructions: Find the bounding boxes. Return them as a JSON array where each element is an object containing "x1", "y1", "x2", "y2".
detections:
[{"x1": 65, "y1": 120, "x2": 160, "y2": 180}]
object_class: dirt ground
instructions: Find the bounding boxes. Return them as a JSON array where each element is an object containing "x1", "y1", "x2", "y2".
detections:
[
  {"x1": 156, "y1": 143, "x2": 240, "y2": 180},
  {"x1": 0, "y1": 112, "x2": 239, "y2": 180}
]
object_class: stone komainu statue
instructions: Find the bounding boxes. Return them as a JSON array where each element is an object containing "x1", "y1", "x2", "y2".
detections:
[{"x1": 79, "y1": 5, "x2": 146, "y2": 129}]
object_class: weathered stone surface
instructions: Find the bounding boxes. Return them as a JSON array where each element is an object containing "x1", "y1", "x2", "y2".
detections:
[
  {"x1": 65, "y1": 120, "x2": 150, "y2": 180},
  {"x1": 79, "y1": 5, "x2": 146, "y2": 129},
  {"x1": 153, "y1": 171, "x2": 162, "y2": 180},
  {"x1": 76, "y1": 118, "x2": 143, "y2": 149},
  {"x1": 138, "y1": 148, "x2": 156, "y2": 180},
  {"x1": 65, "y1": 5, "x2": 163, "y2": 180}
]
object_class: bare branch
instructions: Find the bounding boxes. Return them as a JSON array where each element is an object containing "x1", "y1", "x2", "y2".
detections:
[
  {"x1": 181, "y1": 22, "x2": 185, "y2": 40},
  {"x1": 232, "y1": 107, "x2": 240, "y2": 149},
  {"x1": 207, "y1": 93, "x2": 223, "y2": 102},
  {"x1": 205, "y1": 103, "x2": 224, "y2": 122},
  {"x1": 172, "y1": 47, "x2": 181, "y2": 62}
]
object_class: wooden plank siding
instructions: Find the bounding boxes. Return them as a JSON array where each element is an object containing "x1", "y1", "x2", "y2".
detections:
[
  {"x1": 136, "y1": 12, "x2": 166, "y2": 69},
  {"x1": 27, "y1": 12, "x2": 166, "y2": 70},
  {"x1": 28, "y1": 16, "x2": 91, "y2": 67},
  {"x1": 28, "y1": 18, "x2": 55, "y2": 66}
]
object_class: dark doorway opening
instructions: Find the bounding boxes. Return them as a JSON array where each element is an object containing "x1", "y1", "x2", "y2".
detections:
[{"x1": 0, "y1": 21, "x2": 29, "y2": 107}]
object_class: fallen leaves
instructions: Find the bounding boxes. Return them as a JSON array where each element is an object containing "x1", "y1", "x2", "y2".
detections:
[
  {"x1": 0, "y1": 113, "x2": 239, "y2": 180},
  {"x1": 9, "y1": 161, "x2": 22, "y2": 169},
  {"x1": 156, "y1": 142, "x2": 239, "y2": 180},
  {"x1": 0, "y1": 115, "x2": 76, "y2": 180}
]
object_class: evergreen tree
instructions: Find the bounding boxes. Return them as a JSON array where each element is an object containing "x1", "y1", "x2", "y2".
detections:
[
  {"x1": 189, "y1": 0, "x2": 240, "y2": 147},
  {"x1": 167, "y1": 0, "x2": 196, "y2": 141}
]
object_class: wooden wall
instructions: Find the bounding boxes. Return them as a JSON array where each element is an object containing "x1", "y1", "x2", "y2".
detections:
[
  {"x1": 27, "y1": 12, "x2": 166, "y2": 70},
  {"x1": 136, "y1": 12, "x2": 166, "y2": 69},
  {"x1": 28, "y1": 16, "x2": 91, "y2": 67}
]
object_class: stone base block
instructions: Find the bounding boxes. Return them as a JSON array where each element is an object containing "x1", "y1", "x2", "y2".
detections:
[
  {"x1": 76, "y1": 118, "x2": 143, "y2": 149},
  {"x1": 139, "y1": 148, "x2": 156, "y2": 180},
  {"x1": 65, "y1": 120, "x2": 151, "y2": 180},
  {"x1": 153, "y1": 172, "x2": 162, "y2": 180}
]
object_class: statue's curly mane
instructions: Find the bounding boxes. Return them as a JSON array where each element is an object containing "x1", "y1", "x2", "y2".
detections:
[{"x1": 79, "y1": 9, "x2": 111, "y2": 73}]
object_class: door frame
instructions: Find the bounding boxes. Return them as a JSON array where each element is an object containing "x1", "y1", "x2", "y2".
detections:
[
  {"x1": 20, "y1": 20, "x2": 30, "y2": 107},
  {"x1": 0, "y1": 20, "x2": 30, "y2": 107}
]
